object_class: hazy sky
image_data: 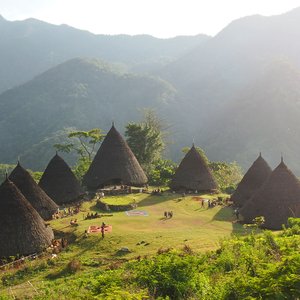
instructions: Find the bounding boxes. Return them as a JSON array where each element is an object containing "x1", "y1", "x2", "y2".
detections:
[{"x1": 1, "y1": 0, "x2": 300, "y2": 37}]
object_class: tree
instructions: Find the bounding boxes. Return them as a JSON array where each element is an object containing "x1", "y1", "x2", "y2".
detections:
[
  {"x1": 54, "y1": 128, "x2": 105, "y2": 179},
  {"x1": 147, "y1": 159, "x2": 177, "y2": 186},
  {"x1": 125, "y1": 109, "x2": 166, "y2": 172},
  {"x1": 209, "y1": 161, "x2": 243, "y2": 193}
]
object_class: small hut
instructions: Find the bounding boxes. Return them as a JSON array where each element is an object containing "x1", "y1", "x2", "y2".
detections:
[
  {"x1": 83, "y1": 124, "x2": 147, "y2": 189},
  {"x1": 231, "y1": 153, "x2": 272, "y2": 207},
  {"x1": 241, "y1": 158, "x2": 300, "y2": 229},
  {"x1": 39, "y1": 153, "x2": 84, "y2": 205},
  {"x1": 170, "y1": 145, "x2": 217, "y2": 192},
  {"x1": 9, "y1": 162, "x2": 58, "y2": 220},
  {"x1": 0, "y1": 179, "x2": 54, "y2": 258}
]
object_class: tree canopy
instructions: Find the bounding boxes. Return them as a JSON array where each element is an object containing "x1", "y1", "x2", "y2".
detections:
[
  {"x1": 54, "y1": 128, "x2": 105, "y2": 179},
  {"x1": 125, "y1": 109, "x2": 166, "y2": 172}
]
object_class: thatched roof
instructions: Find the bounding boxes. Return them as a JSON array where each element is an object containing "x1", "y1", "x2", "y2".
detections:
[
  {"x1": 231, "y1": 153, "x2": 272, "y2": 207},
  {"x1": 0, "y1": 179, "x2": 54, "y2": 258},
  {"x1": 170, "y1": 145, "x2": 217, "y2": 191},
  {"x1": 39, "y1": 153, "x2": 84, "y2": 205},
  {"x1": 241, "y1": 159, "x2": 300, "y2": 229},
  {"x1": 83, "y1": 125, "x2": 147, "y2": 189},
  {"x1": 9, "y1": 162, "x2": 58, "y2": 220}
]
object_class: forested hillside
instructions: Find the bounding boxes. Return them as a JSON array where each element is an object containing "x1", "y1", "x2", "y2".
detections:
[
  {"x1": 1, "y1": 8, "x2": 300, "y2": 173},
  {"x1": 0, "y1": 15, "x2": 209, "y2": 93},
  {"x1": 158, "y1": 7, "x2": 300, "y2": 172},
  {"x1": 0, "y1": 58, "x2": 176, "y2": 170}
]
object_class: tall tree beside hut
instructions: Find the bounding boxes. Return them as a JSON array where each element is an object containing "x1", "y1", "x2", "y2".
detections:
[
  {"x1": 54, "y1": 128, "x2": 105, "y2": 180},
  {"x1": 125, "y1": 109, "x2": 166, "y2": 174}
]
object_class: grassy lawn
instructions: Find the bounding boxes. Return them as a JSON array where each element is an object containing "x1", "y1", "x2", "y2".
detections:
[
  {"x1": 0, "y1": 192, "x2": 246, "y2": 298},
  {"x1": 50, "y1": 192, "x2": 244, "y2": 258}
]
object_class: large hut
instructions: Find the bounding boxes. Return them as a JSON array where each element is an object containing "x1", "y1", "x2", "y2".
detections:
[
  {"x1": 83, "y1": 124, "x2": 147, "y2": 189},
  {"x1": 231, "y1": 153, "x2": 272, "y2": 207},
  {"x1": 9, "y1": 162, "x2": 58, "y2": 220},
  {"x1": 0, "y1": 178, "x2": 54, "y2": 258},
  {"x1": 170, "y1": 145, "x2": 217, "y2": 192},
  {"x1": 39, "y1": 153, "x2": 84, "y2": 205},
  {"x1": 240, "y1": 158, "x2": 300, "y2": 229}
]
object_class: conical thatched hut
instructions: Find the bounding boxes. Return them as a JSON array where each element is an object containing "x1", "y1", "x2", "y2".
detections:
[
  {"x1": 9, "y1": 162, "x2": 58, "y2": 220},
  {"x1": 39, "y1": 153, "x2": 84, "y2": 205},
  {"x1": 83, "y1": 125, "x2": 147, "y2": 189},
  {"x1": 170, "y1": 145, "x2": 217, "y2": 192},
  {"x1": 0, "y1": 179, "x2": 54, "y2": 258},
  {"x1": 241, "y1": 159, "x2": 300, "y2": 229},
  {"x1": 231, "y1": 153, "x2": 272, "y2": 207}
]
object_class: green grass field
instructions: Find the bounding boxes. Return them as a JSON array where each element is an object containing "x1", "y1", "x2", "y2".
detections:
[
  {"x1": 53, "y1": 192, "x2": 244, "y2": 257},
  {"x1": 0, "y1": 192, "x2": 246, "y2": 298}
]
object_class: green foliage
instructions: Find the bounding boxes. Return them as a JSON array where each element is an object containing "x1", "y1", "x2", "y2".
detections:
[
  {"x1": 54, "y1": 128, "x2": 105, "y2": 161},
  {"x1": 209, "y1": 161, "x2": 243, "y2": 193},
  {"x1": 0, "y1": 164, "x2": 15, "y2": 183},
  {"x1": 129, "y1": 251, "x2": 209, "y2": 299},
  {"x1": 125, "y1": 109, "x2": 166, "y2": 173},
  {"x1": 147, "y1": 159, "x2": 177, "y2": 186},
  {"x1": 54, "y1": 128, "x2": 105, "y2": 180},
  {"x1": 282, "y1": 217, "x2": 300, "y2": 236},
  {"x1": 28, "y1": 171, "x2": 43, "y2": 183}
]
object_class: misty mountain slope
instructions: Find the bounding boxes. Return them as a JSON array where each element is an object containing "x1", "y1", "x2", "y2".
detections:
[
  {"x1": 0, "y1": 58, "x2": 177, "y2": 170},
  {"x1": 0, "y1": 15, "x2": 209, "y2": 93},
  {"x1": 160, "y1": 7, "x2": 300, "y2": 115},
  {"x1": 202, "y1": 60, "x2": 300, "y2": 173},
  {"x1": 154, "y1": 7, "x2": 300, "y2": 168}
]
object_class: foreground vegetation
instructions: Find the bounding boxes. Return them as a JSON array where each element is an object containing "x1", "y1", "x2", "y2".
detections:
[{"x1": 0, "y1": 192, "x2": 299, "y2": 299}]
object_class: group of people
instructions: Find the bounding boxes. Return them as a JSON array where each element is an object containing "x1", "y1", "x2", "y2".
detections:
[
  {"x1": 200, "y1": 198, "x2": 218, "y2": 209},
  {"x1": 85, "y1": 212, "x2": 100, "y2": 220},
  {"x1": 164, "y1": 211, "x2": 173, "y2": 218},
  {"x1": 52, "y1": 205, "x2": 80, "y2": 220},
  {"x1": 152, "y1": 188, "x2": 164, "y2": 195}
]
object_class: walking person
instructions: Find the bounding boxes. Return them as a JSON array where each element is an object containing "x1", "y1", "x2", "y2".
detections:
[
  {"x1": 101, "y1": 222, "x2": 106, "y2": 239},
  {"x1": 201, "y1": 199, "x2": 204, "y2": 208}
]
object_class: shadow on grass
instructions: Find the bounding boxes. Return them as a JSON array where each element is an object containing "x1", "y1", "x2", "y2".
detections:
[
  {"x1": 212, "y1": 206, "x2": 245, "y2": 235},
  {"x1": 137, "y1": 194, "x2": 181, "y2": 207}
]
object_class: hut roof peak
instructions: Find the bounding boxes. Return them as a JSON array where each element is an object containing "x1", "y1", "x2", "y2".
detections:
[
  {"x1": 83, "y1": 124, "x2": 147, "y2": 188},
  {"x1": 231, "y1": 153, "x2": 272, "y2": 207},
  {"x1": 9, "y1": 162, "x2": 58, "y2": 220},
  {"x1": 241, "y1": 158, "x2": 300, "y2": 229},
  {"x1": 39, "y1": 153, "x2": 83, "y2": 204},
  {"x1": 170, "y1": 144, "x2": 217, "y2": 191}
]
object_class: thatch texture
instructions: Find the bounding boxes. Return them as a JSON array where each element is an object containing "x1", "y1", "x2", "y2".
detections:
[
  {"x1": 39, "y1": 153, "x2": 84, "y2": 205},
  {"x1": 83, "y1": 125, "x2": 147, "y2": 189},
  {"x1": 231, "y1": 154, "x2": 272, "y2": 207},
  {"x1": 170, "y1": 145, "x2": 217, "y2": 191},
  {"x1": 0, "y1": 179, "x2": 54, "y2": 258},
  {"x1": 9, "y1": 163, "x2": 58, "y2": 220},
  {"x1": 241, "y1": 160, "x2": 300, "y2": 229}
]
